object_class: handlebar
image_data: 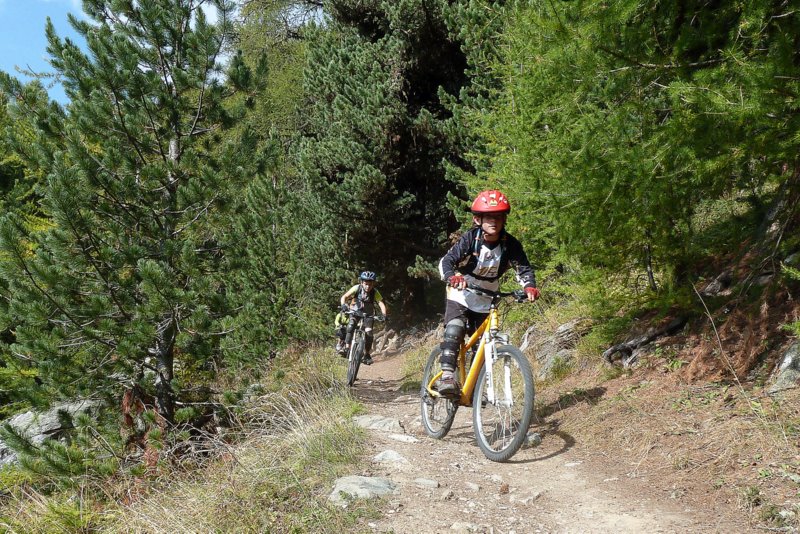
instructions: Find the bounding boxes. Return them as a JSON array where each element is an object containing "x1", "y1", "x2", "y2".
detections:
[
  {"x1": 452, "y1": 282, "x2": 528, "y2": 303},
  {"x1": 344, "y1": 309, "x2": 386, "y2": 321}
]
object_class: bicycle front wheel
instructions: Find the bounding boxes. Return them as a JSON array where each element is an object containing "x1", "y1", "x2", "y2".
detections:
[
  {"x1": 420, "y1": 347, "x2": 458, "y2": 439},
  {"x1": 346, "y1": 332, "x2": 364, "y2": 387},
  {"x1": 472, "y1": 345, "x2": 534, "y2": 462}
]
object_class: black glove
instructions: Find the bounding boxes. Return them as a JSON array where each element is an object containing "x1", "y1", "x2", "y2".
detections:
[{"x1": 340, "y1": 304, "x2": 349, "y2": 313}]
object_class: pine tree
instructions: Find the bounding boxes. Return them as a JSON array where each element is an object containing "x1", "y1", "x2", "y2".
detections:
[
  {"x1": 0, "y1": 83, "x2": 54, "y2": 417},
  {"x1": 298, "y1": 0, "x2": 470, "y2": 316},
  {"x1": 474, "y1": 0, "x2": 800, "y2": 285},
  {"x1": 0, "y1": 0, "x2": 242, "y2": 425}
]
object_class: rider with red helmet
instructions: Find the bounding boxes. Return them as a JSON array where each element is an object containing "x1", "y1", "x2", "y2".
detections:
[{"x1": 436, "y1": 189, "x2": 539, "y2": 397}]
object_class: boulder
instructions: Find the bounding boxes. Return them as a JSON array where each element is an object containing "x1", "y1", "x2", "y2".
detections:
[
  {"x1": 768, "y1": 342, "x2": 800, "y2": 395},
  {"x1": 700, "y1": 271, "x2": 733, "y2": 297},
  {"x1": 522, "y1": 318, "x2": 592, "y2": 380},
  {"x1": 0, "y1": 399, "x2": 100, "y2": 467},
  {"x1": 537, "y1": 349, "x2": 574, "y2": 380}
]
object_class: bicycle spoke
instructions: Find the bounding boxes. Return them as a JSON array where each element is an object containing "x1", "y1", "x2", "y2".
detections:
[{"x1": 473, "y1": 346, "x2": 534, "y2": 462}]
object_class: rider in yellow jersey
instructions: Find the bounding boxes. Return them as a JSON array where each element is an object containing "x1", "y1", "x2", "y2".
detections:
[{"x1": 339, "y1": 271, "x2": 388, "y2": 365}]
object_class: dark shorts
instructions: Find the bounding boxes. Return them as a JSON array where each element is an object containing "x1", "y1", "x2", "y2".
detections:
[{"x1": 443, "y1": 299, "x2": 488, "y2": 336}]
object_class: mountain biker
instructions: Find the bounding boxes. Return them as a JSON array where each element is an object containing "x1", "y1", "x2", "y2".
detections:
[
  {"x1": 334, "y1": 308, "x2": 349, "y2": 354},
  {"x1": 436, "y1": 189, "x2": 540, "y2": 398},
  {"x1": 339, "y1": 271, "x2": 388, "y2": 365}
]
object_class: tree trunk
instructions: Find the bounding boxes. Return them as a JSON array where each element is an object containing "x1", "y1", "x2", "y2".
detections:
[
  {"x1": 151, "y1": 315, "x2": 177, "y2": 424},
  {"x1": 152, "y1": 133, "x2": 180, "y2": 425},
  {"x1": 645, "y1": 242, "x2": 657, "y2": 292}
]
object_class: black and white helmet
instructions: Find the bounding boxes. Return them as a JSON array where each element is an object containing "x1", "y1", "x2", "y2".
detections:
[{"x1": 359, "y1": 271, "x2": 377, "y2": 281}]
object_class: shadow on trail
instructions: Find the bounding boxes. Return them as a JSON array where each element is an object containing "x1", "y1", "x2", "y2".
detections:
[
  {"x1": 446, "y1": 419, "x2": 576, "y2": 464},
  {"x1": 490, "y1": 387, "x2": 607, "y2": 464},
  {"x1": 510, "y1": 420, "x2": 576, "y2": 464},
  {"x1": 537, "y1": 386, "x2": 606, "y2": 418}
]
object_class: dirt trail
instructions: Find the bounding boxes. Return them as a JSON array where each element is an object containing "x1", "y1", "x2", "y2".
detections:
[{"x1": 350, "y1": 351, "x2": 754, "y2": 534}]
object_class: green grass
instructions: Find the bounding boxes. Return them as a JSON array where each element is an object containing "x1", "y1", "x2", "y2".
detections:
[{"x1": 400, "y1": 340, "x2": 438, "y2": 393}]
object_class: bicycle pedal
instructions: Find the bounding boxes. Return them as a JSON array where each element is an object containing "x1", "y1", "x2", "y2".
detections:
[{"x1": 437, "y1": 387, "x2": 461, "y2": 400}]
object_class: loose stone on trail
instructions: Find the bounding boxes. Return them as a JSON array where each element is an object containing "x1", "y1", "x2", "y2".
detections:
[
  {"x1": 353, "y1": 414, "x2": 404, "y2": 433},
  {"x1": 373, "y1": 450, "x2": 408, "y2": 464},
  {"x1": 328, "y1": 476, "x2": 398, "y2": 506}
]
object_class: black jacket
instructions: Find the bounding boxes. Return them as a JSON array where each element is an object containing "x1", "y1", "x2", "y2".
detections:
[{"x1": 439, "y1": 227, "x2": 536, "y2": 288}]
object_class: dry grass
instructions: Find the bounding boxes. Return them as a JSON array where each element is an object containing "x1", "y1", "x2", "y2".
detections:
[
  {"x1": 0, "y1": 346, "x2": 375, "y2": 533},
  {"x1": 536, "y1": 362, "x2": 800, "y2": 530},
  {"x1": 105, "y1": 391, "x2": 367, "y2": 532}
]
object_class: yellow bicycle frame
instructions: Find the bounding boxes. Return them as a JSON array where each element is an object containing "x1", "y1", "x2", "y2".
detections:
[{"x1": 426, "y1": 306, "x2": 500, "y2": 406}]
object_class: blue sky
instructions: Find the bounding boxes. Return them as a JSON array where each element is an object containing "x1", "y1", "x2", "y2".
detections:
[
  {"x1": 0, "y1": 1, "x2": 222, "y2": 105},
  {"x1": 0, "y1": 0, "x2": 85, "y2": 104}
]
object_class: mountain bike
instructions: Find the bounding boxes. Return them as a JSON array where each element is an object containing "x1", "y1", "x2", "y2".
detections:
[
  {"x1": 420, "y1": 285, "x2": 535, "y2": 462},
  {"x1": 345, "y1": 310, "x2": 385, "y2": 387}
]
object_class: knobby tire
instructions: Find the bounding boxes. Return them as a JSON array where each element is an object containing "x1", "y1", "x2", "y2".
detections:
[
  {"x1": 346, "y1": 333, "x2": 364, "y2": 387},
  {"x1": 472, "y1": 345, "x2": 534, "y2": 462},
  {"x1": 420, "y1": 347, "x2": 458, "y2": 439}
]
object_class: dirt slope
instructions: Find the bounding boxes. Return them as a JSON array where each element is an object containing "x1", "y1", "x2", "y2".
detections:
[{"x1": 348, "y1": 352, "x2": 756, "y2": 534}]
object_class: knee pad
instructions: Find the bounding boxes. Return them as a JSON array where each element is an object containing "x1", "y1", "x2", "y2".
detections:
[
  {"x1": 441, "y1": 319, "x2": 465, "y2": 353},
  {"x1": 364, "y1": 334, "x2": 374, "y2": 353}
]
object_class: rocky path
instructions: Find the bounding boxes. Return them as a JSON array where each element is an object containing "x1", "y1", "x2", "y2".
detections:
[{"x1": 330, "y1": 351, "x2": 755, "y2": 533}]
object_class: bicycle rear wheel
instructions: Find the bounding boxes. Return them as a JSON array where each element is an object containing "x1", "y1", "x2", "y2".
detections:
[
  {"x1": 346, "y1": 332, "x2": 364, "y2": 387},
  {"x1": 420, "y1": 347, "x2": 458, "y2": 439},
  {"x1": 472, "y1": 345, "x2": 534, "y2": 462}
]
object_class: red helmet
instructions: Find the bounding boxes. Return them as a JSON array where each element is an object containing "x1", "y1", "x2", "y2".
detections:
[{"x1": 471, "y1": 189, "x2": 511, "y2": 214}]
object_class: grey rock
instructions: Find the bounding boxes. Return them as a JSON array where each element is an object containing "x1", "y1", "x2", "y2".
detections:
[
  {"x1": 700, "y1": 271, "x2": 732, "y2": 297},
  {"x1": 779, "y1": 509, "x2": 796, "y2": 521},
  {"x1": 536, "y1": 349, "x2": 574, "y2": 380},
  {"x1": 554, "y1": 318, "x2": 593, "y2": 350},
  {"x1": 523, "y1": 432, "x2": 543, "y2": 448},
  {"x1": 519, "y1": 325, "x2": 542, "y2": 353},
  {"x1": 373, "y1": 450, "x2": 408, "y2": 464},
  {"x1": 525, "y1": 318, "x2": 592, "y2": 379},
  {"x1": 353, "y1": 415, "x2": 404, "y2": 433},
  {"x1": 510, "y1": 492, "x2": 542, "y2": 505},
  {"x1": 414, "y1": 478, "x2": 440, "y2": 489},
  {"x1": 387, "y1": 433, "x2": 419, "y2": 443},
  {"x1": 328, "y1": 476, "x2": 398, "y2": 506},
  {"x1": 242, "y1": 383, "x2": 265, "y2": 402},
  {"x1": 0, "y1": 399, "x2": 99, "y2": 467},
  {"x1": 755, "y1": 272, "x2": 775, "y2": 286},
  {"x1": 768, "y1": 342, "x2": 800, "y2": 395},
  {"x1": 384, "y1": 336, "x2": 400, "y2": 353},
  {"x1": 374, "y1": 329, "x2": 395, "y2": 354}
]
